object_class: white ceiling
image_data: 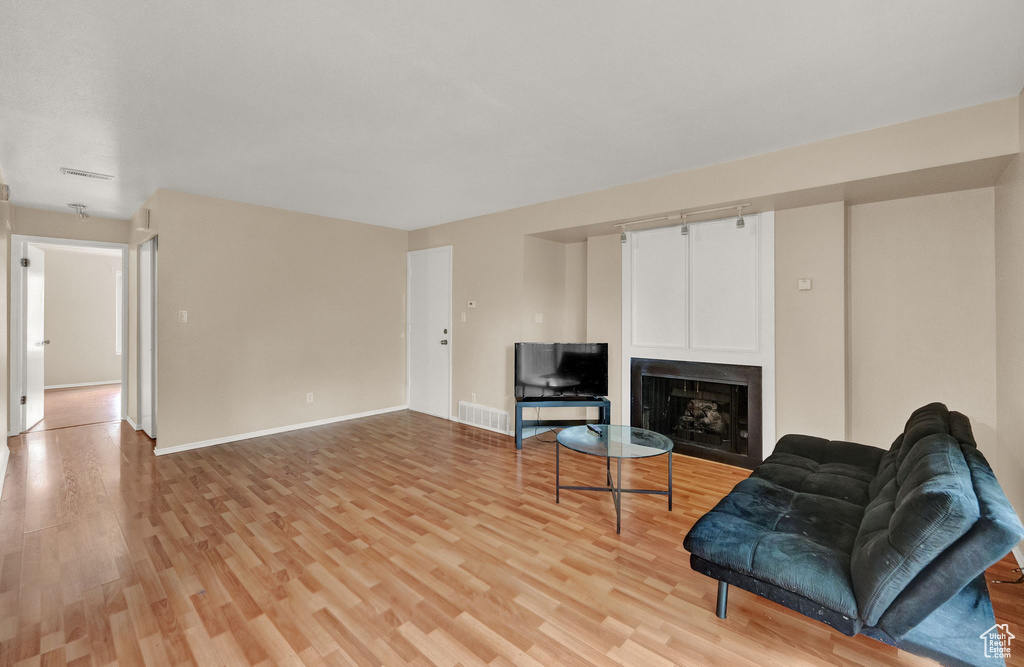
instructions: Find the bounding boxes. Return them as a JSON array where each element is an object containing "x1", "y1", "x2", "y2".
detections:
[{"x1": 1, "y1": 2, "x2": 1022, "y2": 230}]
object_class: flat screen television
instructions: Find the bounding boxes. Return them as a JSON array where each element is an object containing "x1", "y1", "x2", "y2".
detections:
[{"x1": 515, "y1": 342, "x2": 608, "y2": 399}]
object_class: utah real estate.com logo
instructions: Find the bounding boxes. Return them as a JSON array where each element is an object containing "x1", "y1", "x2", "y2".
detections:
[{"x1": 980, "y1": 624, "x2": 1014, "y2": 659}]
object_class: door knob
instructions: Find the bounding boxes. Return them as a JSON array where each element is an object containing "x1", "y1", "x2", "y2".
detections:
[
  {"x1": 41, "y1": 340, "x2": 51, "y2": 345},
  {"x1": 441, "y1": 339, "x2": 448, "y2": 345}
]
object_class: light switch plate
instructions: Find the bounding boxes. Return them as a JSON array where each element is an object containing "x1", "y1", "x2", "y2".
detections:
[
  {"x1": 461, "y1": 312, "x2": 466, "y2": 322},
  {"x1": 178, "y1": 310, "x2": 188, "y2": 322},
  {"x1": 798, "y1": 279, "x2": 812, "y2": 291}
]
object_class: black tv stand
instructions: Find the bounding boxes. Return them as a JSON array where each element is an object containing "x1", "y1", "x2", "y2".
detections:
[{"x1": 514, "y1": 396, "x2": 611, "y2": 449}]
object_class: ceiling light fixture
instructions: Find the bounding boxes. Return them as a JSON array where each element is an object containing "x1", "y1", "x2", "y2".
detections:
[
  {"x1": 615, "y1": 211, "x2": 683, "y2": 240},
  {"x1": 613, "y1": 203, "x2": 752, "y2": 238},
  {"x1": 67, "y1": 203, "x2": 89, "y2": 218},
  {"x1": 60, "y1": 167, "x2": 114, "y2": 181}
]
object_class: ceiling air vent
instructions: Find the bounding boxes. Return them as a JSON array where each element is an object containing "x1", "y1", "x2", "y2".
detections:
[{"x1": 60, "y1": 167, "x2": 114, "y2": 181}]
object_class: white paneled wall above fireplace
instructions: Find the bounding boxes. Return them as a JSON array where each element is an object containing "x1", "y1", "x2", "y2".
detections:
[{"x1": 621, "y1": 211, "x2": 776, "y2": 453}]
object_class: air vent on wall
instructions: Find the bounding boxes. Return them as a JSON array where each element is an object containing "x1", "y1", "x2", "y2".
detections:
[
  {"x1": 458, "y1": 401, "x2": 510, "y2": 435},
  {"x1": 60, "y1": 167, "x2": 114, "y2": 181}
]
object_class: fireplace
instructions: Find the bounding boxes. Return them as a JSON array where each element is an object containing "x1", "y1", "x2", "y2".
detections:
[{"x1": 631, "y1": 358, "x2": 762, "y2": 469}]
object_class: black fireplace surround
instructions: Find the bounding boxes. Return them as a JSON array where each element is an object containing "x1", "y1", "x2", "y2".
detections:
[{"x1": 631, "y1": 358, "x2": 762, "y2": 469}]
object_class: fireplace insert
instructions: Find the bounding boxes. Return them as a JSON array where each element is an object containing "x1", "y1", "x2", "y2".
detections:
[{"x1": 631, "y1": 358, "x2": 762, "y2": 469}]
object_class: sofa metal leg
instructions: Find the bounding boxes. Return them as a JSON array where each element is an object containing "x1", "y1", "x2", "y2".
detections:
[{"x1": 716, "y1": 581, "x2": 728, "y2": 619}]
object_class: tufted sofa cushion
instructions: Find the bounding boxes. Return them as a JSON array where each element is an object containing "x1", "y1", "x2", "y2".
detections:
[
  {"x1": 893, "y1": 402, "x2": 978, "y2": 466},
  {"x1": 850, "y1": 433, "x2": 979, "y2": 626},
  {"x1": 875, "y1": 443, "x2": 1024, "y2": 638},
  {"x1": 684, "y1": 475, "x2": 864, "y2": 618},
  {"x1": 751, "y1": 434, "x2": 884, "y2": 506}
]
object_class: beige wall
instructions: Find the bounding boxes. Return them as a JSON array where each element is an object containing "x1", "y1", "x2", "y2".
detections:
[
  {"x1": 137, "y1": 190, "x2": 408, "y2": 451},
  {"x1": 848, "y1": 189, "x2": 997, "y2": 450},
  {"x1": 12, "y1": 206, "x2": 131, "y2": 244},
  {"x1": 519, "y1": 237, "x2": 591, "y2": 420},
  {"x1": 1, "y1": 96, "x2": 1012, "y2": 474},
  {"x1": 564, "y1": 242, "x2": 587, "y2": 342},
  {"x1": 520, "y1": 238, "x2": 588, "y2": 346},
  {"x1": 522, "y1": 236, "x2": 568, "y2": 343},
  {"x1": 410, "y1": 98, "x2": 1019, "y2": 432},
  {"x1": 586, "y1": 234, "x2": 622, "y2": 419},
  {"x1": 41, "y1": 247, "x2": 122, "y2": 387},
  {"x1": 994, "y1": 91, "x2": 1024, "y2": 515},
  {"x1": 774, "y1": 202, "x2": 847, "y2": 440},
  {"x1": 430, "y1": 97, "x2": 1019, "y2": 243}
]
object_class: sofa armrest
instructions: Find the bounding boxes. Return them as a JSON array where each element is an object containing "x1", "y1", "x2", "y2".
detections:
[{"x1": 775, "y1": 434, "x2": 886, "y2": 470}]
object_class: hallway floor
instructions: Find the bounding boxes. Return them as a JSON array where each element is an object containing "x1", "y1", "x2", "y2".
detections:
[{"x1": 27, "y1": 383, "x2": 121, "y2": 432}]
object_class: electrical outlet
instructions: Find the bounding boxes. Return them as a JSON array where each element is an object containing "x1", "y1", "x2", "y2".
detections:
[
  {"x1": 535, "y1": 312, "x2": 543, "y2": 324},
  {"x1": 306, "y1": 392, "x2": 314, "y2": 403},
  {"x1": 472, "y1": 392, "x2": 477, "y2": 403}
]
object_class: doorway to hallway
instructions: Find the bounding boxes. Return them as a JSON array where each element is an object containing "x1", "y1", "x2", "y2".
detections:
[{"x1": 10, "y1": 236, "x2": 129, "y2": 435}]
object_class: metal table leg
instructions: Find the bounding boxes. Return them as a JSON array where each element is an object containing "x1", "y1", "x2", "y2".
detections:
[
  {"x1": 668, "y1": 451, "x2": 673, "y2": 511},
  {"x1": 614, "y1": 457, "x2": 622, "y2": 534},
  {"x1": 515, "y1": 404, "x2": 523, "y2": 450},
  {"x1": 556, "y1": 448, "x2": 672, "y2": 534},
  {"x1": 556, "y1": 443, "x2": 560, "y2": 503}
]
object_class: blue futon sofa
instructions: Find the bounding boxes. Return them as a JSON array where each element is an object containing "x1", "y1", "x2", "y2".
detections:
[{"x1": 684, "y1": 403, "x2": 1024, "y2": 666}]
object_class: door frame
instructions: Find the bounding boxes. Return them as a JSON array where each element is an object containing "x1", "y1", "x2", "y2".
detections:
[
  {"x1": 406, "y1": 246, "x2": 453, "y2": 420},
  {"x1": 137, "y1": 236, "x2": 157, "y2": 438},
  {"x1": 9, "y1": 235, "x2": 130, "y2": 435}
]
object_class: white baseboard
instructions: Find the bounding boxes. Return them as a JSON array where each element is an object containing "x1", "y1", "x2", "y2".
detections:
[
  {"x1": 45, "y1": 381, "x2": 121, "y2": 390},
  {"x1": 125, "y1": 415, "x2": 141, "y2": 431},
  {"x1": 154, "y1": 405, "x2": 408, "y2": 456},
  {"x1": 0, "y1": 444, "x2": 9, "y2": 502},
  {"x1": 1012, "y1": 544, "x2": 1024, "y2": 570}
]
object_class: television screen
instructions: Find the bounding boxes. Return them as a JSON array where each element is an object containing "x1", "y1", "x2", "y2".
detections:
[{"x1": 515, "y1": 342, "x2": 608, "y2": 399}]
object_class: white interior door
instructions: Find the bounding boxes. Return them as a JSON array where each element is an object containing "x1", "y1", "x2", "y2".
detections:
[
  {"x1": 139, "y1": 237, "x2": 157, "y2": 438},
  {"x1": 408, "y1": 247, "x2": 451, "y2": 418},
  {"x1": 24, "y1": 245, "x2": 45, "y2": 430}
]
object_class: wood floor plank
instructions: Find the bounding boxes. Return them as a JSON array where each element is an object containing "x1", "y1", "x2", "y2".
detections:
[
  {"x1": 2, "y1": 408, "x2": 1023, "y2": 665},
  {"x1": 27, "y1": 385, "x2": 121, "y2": 434}
]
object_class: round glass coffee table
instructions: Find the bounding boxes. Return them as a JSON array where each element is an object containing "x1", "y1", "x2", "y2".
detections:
[{"x1": 555, "y1": 425, "x2": 674, "y2": 534}]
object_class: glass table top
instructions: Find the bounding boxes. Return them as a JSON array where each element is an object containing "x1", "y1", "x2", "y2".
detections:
[{"x1": 556, "y1": 425, "x2": 673, "y2": 459}]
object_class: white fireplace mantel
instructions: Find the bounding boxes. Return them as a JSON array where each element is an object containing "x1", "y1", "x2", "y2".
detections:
[{"x1": 621, "y1": 211, "x2": 776, "y2": 456}]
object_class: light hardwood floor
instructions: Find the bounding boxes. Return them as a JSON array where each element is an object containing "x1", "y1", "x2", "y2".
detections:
[
  {"x1": 0, "y1": 410, "x2": 1021, "y2": 665},
  {"x1": 27, "y1": 384, "x2": 122, "y2": 433}
]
